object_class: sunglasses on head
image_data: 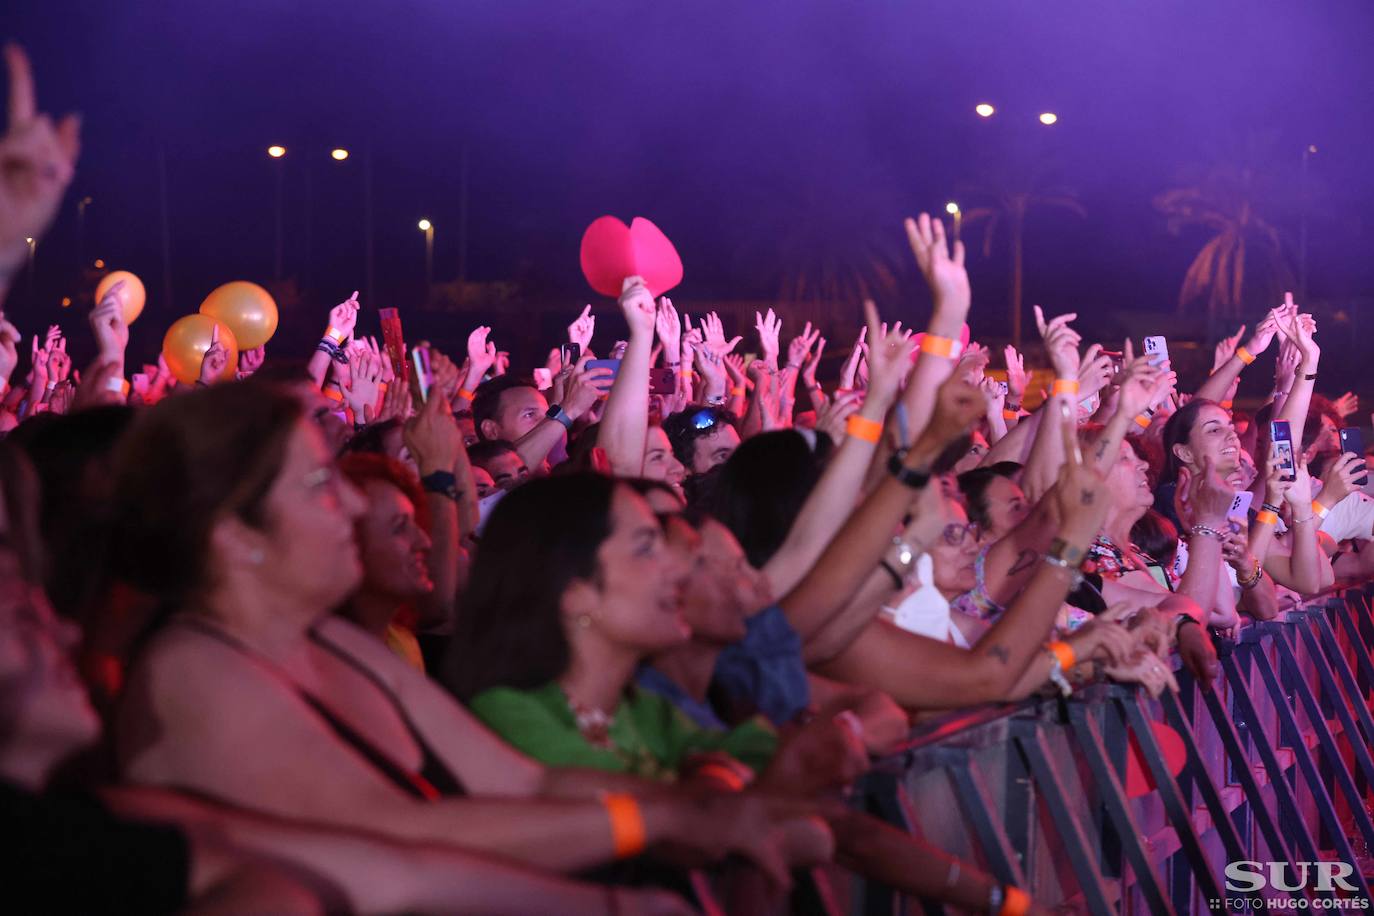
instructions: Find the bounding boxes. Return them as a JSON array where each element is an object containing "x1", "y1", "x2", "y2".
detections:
[{"x1": 689, "y1": 409, "x2": 721, "y2": 432}]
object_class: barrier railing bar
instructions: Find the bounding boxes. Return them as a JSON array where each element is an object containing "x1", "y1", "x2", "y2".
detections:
[
  {"x1": 1066, "y1": 699, "x2": 1176, "y2": 915},
  {"x1": 1113, "y1": 688, "x2": 1227, "y2": 910},
  {"x1": 1313, "y1": 609, "x2": 1374, "y2": 754},
  {"x1": 1250, "y1": 637, "x2": 1373, "y2": 900},
  {"x1": 935, "y1": 747, "x2": 1027, "y2": 887},
  {"x1": 1011, "y1": 718, "x2": 1116, "y2": 916},
  {"x1": 1294, "y1": 615, "x2": 1374, "y2": 801}
]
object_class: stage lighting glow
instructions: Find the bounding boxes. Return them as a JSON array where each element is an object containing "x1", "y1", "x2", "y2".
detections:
[
  {"x1": 331, "y1": 148, "x2": 349, "y2": 161},
  {"x1": 975, "y1": 103, "x2": 995, "y2": 118},
  {"x1": 945, "y1": 202, "x2": 960, "y2": 215},
  {"x1": 418, "y1": 219, "x2": 432, "y2": 231},
  {"x1": 1038, "y1": 112, "x2": 1058, "y2": 125},
  {"x1": 267, "y1": 145, "x2": 286, "y2": 158}
]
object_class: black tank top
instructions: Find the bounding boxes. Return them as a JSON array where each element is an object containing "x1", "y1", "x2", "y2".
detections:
[{"x1": 175, "y1": 617, "x2": 464, "y2": 800}]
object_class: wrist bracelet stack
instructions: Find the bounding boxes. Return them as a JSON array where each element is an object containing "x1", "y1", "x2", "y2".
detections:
[
  {"x1": 1237, "y1": 557, "x2": 1263, "y2": 590},
  {"x1": 1188, "y1": 524, "x2": 1226, "y2": 543}
]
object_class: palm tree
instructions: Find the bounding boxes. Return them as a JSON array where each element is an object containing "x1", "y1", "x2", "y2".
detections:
[
  {"x1": 961, "y1": 169, "x2": 1085, "y2": 347},
  {"x1": 1154, "y1": 164, "x2": 1292, "y2": 329}
]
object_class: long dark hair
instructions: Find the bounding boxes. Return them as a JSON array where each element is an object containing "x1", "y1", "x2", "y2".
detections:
[
  {"x1": 442, "y1": 473, "x2": 618, "y2": 702},
  {"x1": 1160, "y1": 398, "x2": 1219, "y2": 485},
  {"x1": 696, "y1": 430, "x2": 827, "y2": 568}
]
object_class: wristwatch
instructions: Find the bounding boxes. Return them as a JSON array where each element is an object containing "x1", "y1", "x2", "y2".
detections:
[
  {"x1": 420, "y1": 470, "x2": 460, "y2": 501},
  {"x1": 545, "y1": 404, "x2": 574, "y2": 431},
  {"x1": 886, "y1": 451, "x2": 931, "y2": 490}
]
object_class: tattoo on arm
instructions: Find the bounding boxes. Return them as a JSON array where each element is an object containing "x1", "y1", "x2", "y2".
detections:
[
  {"x1": 1008, "y1": 549, "x2": 1038, "y2": 576},
  {"x1": 987, "y1": 645, "x2": 1011, "y2": 665},
  {"x1": 1094, "y1": 441, "x2": 1108, "y2": 460},
  {"x1": 1081, "y1": 488, "x2": 1095, "y2": 505}
]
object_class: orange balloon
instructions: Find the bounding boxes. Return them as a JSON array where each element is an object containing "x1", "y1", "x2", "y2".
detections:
[
  {"x1": 162, "y1": 315, "x2": 238, "y2": 386},
  {"x1": 94, "y1": 270, "x2": 146, "y2": 324},
  {"x1": 199, "y1": 281, "x2": 279, "y2": 350}
]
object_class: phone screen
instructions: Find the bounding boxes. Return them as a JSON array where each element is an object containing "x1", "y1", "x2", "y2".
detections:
[
  {"x1": 410, "y1": 348, "x2": 431, "y2": 403},
  {"x1": 585, "y1": 358, "x2": 621, "y2": 392},
  {"x1": 560, "y1": 343, "x2": 581, "y2": 366},
  {"x1": 1271, "y1": 420, "x2": 1295, "y2": 482},
  {"x1": 1340, "y1": 427, "x2": 1369, "y2": 486}
]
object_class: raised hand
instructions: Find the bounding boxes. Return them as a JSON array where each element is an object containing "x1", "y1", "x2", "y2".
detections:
[
  {"x1": 89, "y1": 280, "x2": 130, "y2": 363},
  {"x1": 28, "y1": 334, "x2": 48, "y2": 391},
  {"x1": 465, "y1": 326, "x2": 497, "y2": 378},
  {"x1": 1033, "y1": 305, "x2": 1082, "y2": 380},
  {"x1": 562, "y1": 355, "x2": 614, "y2": 421},
  {"x1": 723, "y1": 353, "x2": 747, "y2": 387},
  {"x1": 1114, "y1": 347, "x2": 1165, "y2": 420},
  {"x1": 1332, "y1": 391, "x2": 1359, "y2": 420},
  {"x1": 801, "y1": 335, "x2": 827, "y2": 391},
  {"x1": 1076, "y1": 343, "x2": 1114, "y2": 399},
  {"x1": 0, "y1": 44, "x2": 80, "y2": 280},
  {"x1": 904, "y1": 212, "x2": 969, "y2": 320},
  {"x1": 429, "y1": 347, "x2": 461, "y2": 402},
  {"x1": 814, "y1": 389, "x2": 862, "y2": 442},
  {"x1": 0, "y1": 317, "x2": 19, "y2": 385},
  {"x1": 45, "y1": 337, "x2": 70, "y2": 383},
  {"x1": 1175, "y1": 456, "x2": 1232, "y2": 528},
  {"x1": 838, "y1": 326, "x2": 867, "y2": 390},
  {"x1": 403, "y1": 385, "x2": 462, "y2": 475},
  {"x1": 955, "y1": 341, "x2": 990, "y2": 386},
  {"x1": 198, "y1": 323, "x2": 229, "y2": 385},
  {"x1": 326, "y1": 291, "x2": 360, "y2": 343},
  {"x1": 786, "y1": 320, "x2": 820, "y2": 371},
  {"x1": 73, "y1": 358, "x2": 124, "y2": 410},
  {"x1": 342, "y1": 348, "x2": 383, "y2": 420},
  {"x1": 916, "y1": 375, "x2": 984, "y2": 455},
  {"x1": 754, "y1": 307, "x2": 782, "y2": 369},
  {"x1": 619, "y1": 275, "x2": 656, "y2": 339},
  {"x1": 237, "y1": 345, "x2": 265, "y2": 378},
  {"x1": 1054, "y1": 447, "x2": 1111, "y2": 544},
  {"x1": 862, "y1": 300, "x2": 917, "y2": 410},
  {"x1": 567, "y1": 304, "x2": 596, "y2": 352},
  {"x1": 1002, "y1": 345, "x2": 1029, "y2": 407},
  {"x1": 654, "y1": 296, "x2": 681, "y2": 362},
  {"x1": 1212, "y1": 324, "x2": 1246, "y2": 372}
]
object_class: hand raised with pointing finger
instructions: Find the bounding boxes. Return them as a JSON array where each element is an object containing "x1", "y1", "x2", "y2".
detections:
[{"x1": 199, "y1": 324, "x2": 229, "y2": 385}]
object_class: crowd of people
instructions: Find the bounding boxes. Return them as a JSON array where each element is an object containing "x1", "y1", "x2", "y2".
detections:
[{"x1": 4, "y1": 41, "x2": 1374, "y2": 914}]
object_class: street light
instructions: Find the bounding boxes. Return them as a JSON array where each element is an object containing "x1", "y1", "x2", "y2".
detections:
[
  {"x1": 331, "y1": 148, "x2": 350, "y2": 161},
  {"x1": 975, "y1": 103, "x2": 995, "y2": 118},
  {"x1": 267, "y1": 145, "x2": 286, "y2": 158},
  {"x1": 1038, "y1": 112, "x2": 1058, "y2": 125},
  {"x1": 1299, "y1": 144, "x2": 1318, "y2": 297},
  {"x1": 419, "y1": 219, "x2": 434, "y2": 293}
]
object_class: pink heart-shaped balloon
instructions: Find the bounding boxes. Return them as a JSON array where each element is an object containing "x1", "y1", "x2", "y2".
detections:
[{"x1": 580, "y1": 216, "x2": 683, "y2": 298}]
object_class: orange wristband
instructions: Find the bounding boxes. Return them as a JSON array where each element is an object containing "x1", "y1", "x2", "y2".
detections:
[
  {"x1": 322, "y1": 386, "x2": 344, "y2": 403},
  {"x1": 1000, "y1": 885, "x2": 1031, "y2": 916},
  {"x1": 1134, "y1": 414, "x2": 1151, "y2": 429},
  {"x1": 919, "y1": 334, "x2": 960, "y2": 359},
  {"x1": 846, "y1": 414, "x2": 883, "y2": 443},
  {"x1": 1051, "y1": 378, "x2": 1080, "y2": 396},
  {"x1": 1236, "y1": 345, "x2": 1255, "y2": 366},
  {"x1": 681, "y1": 370, "x2": 695, "y2": 379},
  {"x1": 729, "y1": 386, "x2": 745, "y2": 397},
  {"x1": 1312, "y1": 500, "x2": 1329, "y2": 520},
  {"x1": 325, "y1": 326, "x2": 347, "y2": 345},
  {"x1": 1002, "y1": 409, "x2": 1019, "y2": 420},
  {"x1": 1256, "y1": 509, "x2": 1278, "y2": 526},
  {"x1": 601, "y1": 793, "x2": 646, "y2": 859},
  {"x1": 456, "y1": 388, "x2": 476, "y2": 402},
  {"x1": 1046, "y1": 640, "x2": 1076, "y2": 671},
  {"x1": 1220, "y1": 399, "x2": 1234, "y2": 409}
]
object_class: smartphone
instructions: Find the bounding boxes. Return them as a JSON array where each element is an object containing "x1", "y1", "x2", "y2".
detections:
[
  {"x1": 1271, "y1": 420, "x2": 1296, "y2": 482},
  {"x1": 1102, "y1": 349, "x2": 1124, "y2": 373},
  {"x1": 648, "y1": 366, "x2": 676, "y2": 395},
  {"x1": 410, "y1": 347, "x2": 431, "y2": 404},
  {"x1": 1227, "y1": 491, "x2": 1253, "y2": 532},
  {"x1": 533, "y1": 368, "x2": 553, "y2": 391},
  {"x1": 585, "y1": 358, "x2": 621, "y2": 391},
  {"x1": 1143, "y1": 336, "x2": 1169, "y2": 368},
  {"x1": 560, "y1": 342, "x2": 581, "y2": 367},
  {"x1": 1339, "y1": 427, "x2": 1369, "y2": 486}
]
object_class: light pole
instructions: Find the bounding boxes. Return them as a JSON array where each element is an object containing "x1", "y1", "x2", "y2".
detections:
[
  {"x1": 76, "y1": 196, "x2": 92, "y2": 270},
  {"x1": 25, "y1": 237, "x2": 36, "y2": 307},
  {"x1": 267, "y1": 145, "x2": 286, "y2": 280},
  {"x1": 418, "y1": 219, "x2": 434, "y2": 294},
  {"x1": 1299, "y1": 144, "x2": 1316, "y2": 300}
]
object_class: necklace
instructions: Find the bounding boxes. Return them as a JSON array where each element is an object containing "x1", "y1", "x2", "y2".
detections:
[{"x1": 562, "y1": 687, "x2": 616, "y2": 749}]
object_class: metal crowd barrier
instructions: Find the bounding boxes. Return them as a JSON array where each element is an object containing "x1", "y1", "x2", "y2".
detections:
[{"x1": 848, "y1": 587, "x2": 1374, "y2": 915}]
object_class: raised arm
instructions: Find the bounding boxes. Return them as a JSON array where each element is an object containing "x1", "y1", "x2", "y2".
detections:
[
  {"x1": 1195, "y1": 314, "x2": 1279, "y2": 404},
  {"x1": 763, "y1": 300, "x2": 916, "y2": 598},
  {"x1": 779, "y1": 376, "x2": 983, "y2": 644},
  {"x1": 598, "y1": 276, "x2": 655, "y2": 476},
  {"x1": 894, "y1": 214, "x2": 970, "y2": 441},
  {"x1": 308, "y1": 293, "x2": 358, "y2": 389}
]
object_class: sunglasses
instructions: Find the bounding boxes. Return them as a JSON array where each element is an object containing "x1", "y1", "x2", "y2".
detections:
[{"x1": 688, "y1": 409, "x2": 722, "y2": 432}]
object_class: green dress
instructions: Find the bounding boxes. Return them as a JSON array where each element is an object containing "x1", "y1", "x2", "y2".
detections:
[{"x1": 471, "y1": 682, "x2": 778, "y2": 780}]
